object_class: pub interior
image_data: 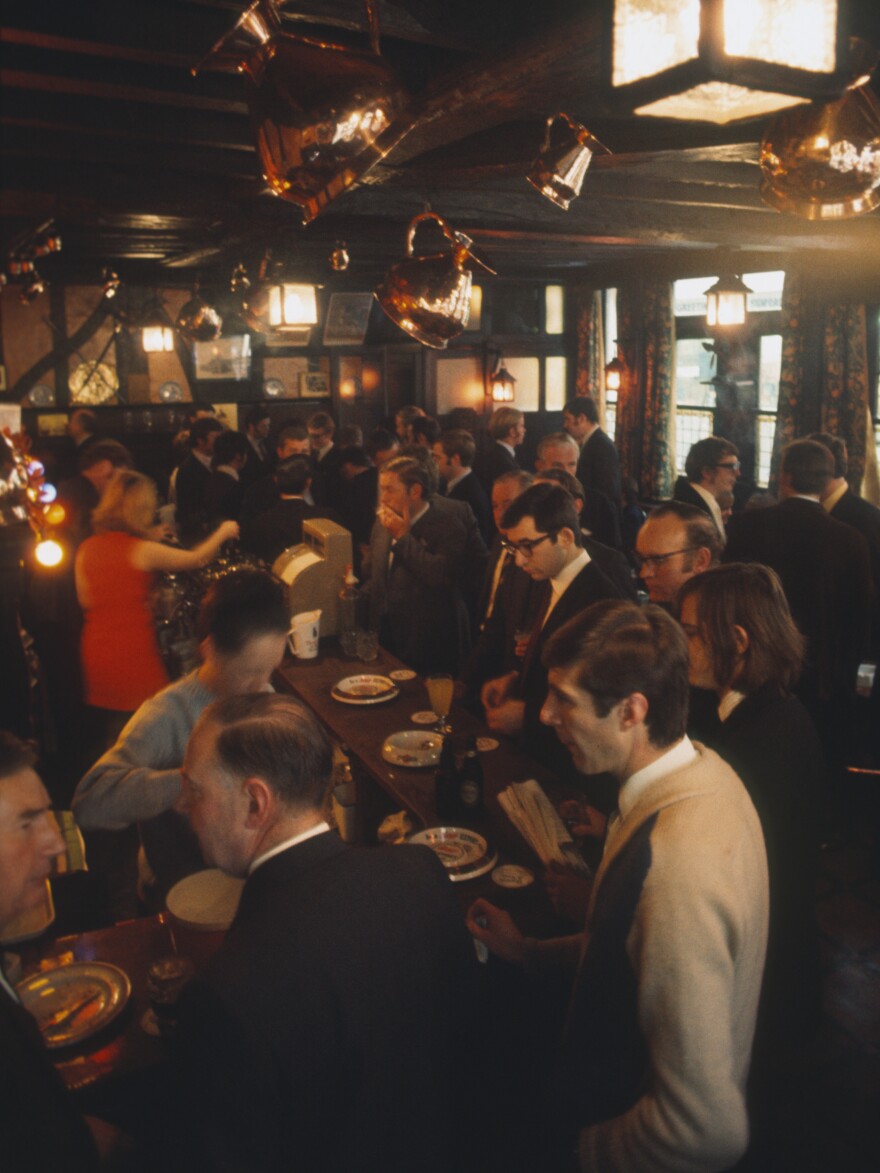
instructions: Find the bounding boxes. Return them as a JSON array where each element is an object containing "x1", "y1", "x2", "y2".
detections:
[{"x1": 2, "y1": 2, "x2": 880, "y2": 1171}]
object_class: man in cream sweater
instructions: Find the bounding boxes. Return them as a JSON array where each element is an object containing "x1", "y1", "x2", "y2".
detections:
[{"x1": 469, "y1": 600, "x2": 768, "y2": 1172}]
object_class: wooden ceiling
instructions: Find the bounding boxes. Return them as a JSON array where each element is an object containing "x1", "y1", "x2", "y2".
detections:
[{"x1": 2, "y1": 0, "x2": 880, "y2": 289}]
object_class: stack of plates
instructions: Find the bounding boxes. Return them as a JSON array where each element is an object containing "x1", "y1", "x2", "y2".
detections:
[
  {"x1": 331, "y1": 674, "x2": 399, "y2": 705},
  {"x1": 409, "y1": 827, "x2": 498, "y2": 882}
]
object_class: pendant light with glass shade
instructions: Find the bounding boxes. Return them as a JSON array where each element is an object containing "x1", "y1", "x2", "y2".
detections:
[
  {"x1": 608, "y1": 0, "x2": 850, "y2": 125},
  {"x1": 704, "y1": 271, "x2": 752, "y2": 329}
]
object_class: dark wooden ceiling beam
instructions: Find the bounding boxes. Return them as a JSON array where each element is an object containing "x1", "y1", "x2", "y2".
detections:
[{"x1": 0, "y1": 68, "x2": 247, "y2": 113}]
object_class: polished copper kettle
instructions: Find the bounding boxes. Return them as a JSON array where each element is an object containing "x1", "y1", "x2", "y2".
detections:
[
  {"x1": 195, "y1": 0, "x2": 410, "y2": 223},
  {"x1": 375, "y1": 212, "x2": 495, "y2": 349}
]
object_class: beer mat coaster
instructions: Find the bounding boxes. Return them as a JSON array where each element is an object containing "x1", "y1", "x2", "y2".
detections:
[
  {"x1": 476, "y1": 737, "x2": 499, "y2": 752},
  {"x1": 411, "y1": 711, "x2": 439, "y2": 725},
  {"x1": 389, "y1": 669, "x2": 417, "y2": 681},
  {"x1": 492, "y1": 864, "x2": 534, "y2": 889}
]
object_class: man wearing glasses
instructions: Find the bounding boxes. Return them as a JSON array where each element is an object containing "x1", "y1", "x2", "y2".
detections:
[
  {"x1": 673, "y1": 435, "x2": 740, "y2": 534},
  {"x1": 480, "y1": 483, "x2": 624, "y2": 777},
  {"x1": 634, "y1": 502, "x2": 723, "y2": 609}
]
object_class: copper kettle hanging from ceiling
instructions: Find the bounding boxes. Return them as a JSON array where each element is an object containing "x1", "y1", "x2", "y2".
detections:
[
  {"x1": 194, "y1": 0, "x2": 411, "y2": 224},
  {"x1": 375, "y1": 212, "x2": 495, "y2": 349}
]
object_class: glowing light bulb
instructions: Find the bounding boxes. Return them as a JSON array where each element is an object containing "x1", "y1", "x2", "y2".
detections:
[
  {"x1": 44, "y1": 503, "x2": 66, "y2": 526},
  {"x1": 35, "y1": 539, "x2": 64, "y2": 567},
  {"x1": 39, "y1": 483, "x2": 57, "y2": 503}
]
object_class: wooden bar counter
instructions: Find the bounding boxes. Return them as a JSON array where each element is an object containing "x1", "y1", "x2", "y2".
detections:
[{"x1": 274, "y1": 641, "x2": 576, "y2": 934}]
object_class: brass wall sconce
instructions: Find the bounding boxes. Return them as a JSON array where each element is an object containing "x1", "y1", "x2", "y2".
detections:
[{"x1": 527, "y1": 113, "x2": 610, "y2": 210}]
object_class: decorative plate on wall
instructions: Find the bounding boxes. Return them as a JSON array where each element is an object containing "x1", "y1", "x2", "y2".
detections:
[
  {"x1": 263, "y1": 377, "x2": 285, "y2": 398},
  {"x1": 159, "y1": 380, "x2": 185, "y2": 402},
  {"x1": 28, "y1": 384, "x2": 55, "y2": 407},
  {"x1": 69, "y1": 360, "x2": 118, "y2": 406}
]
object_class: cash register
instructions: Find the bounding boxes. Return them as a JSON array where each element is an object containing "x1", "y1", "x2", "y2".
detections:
[{"x1": 272, "y1": 517, "x2": 353, "y2": 636}]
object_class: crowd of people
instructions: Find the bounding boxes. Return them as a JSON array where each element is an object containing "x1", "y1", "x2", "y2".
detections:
[{"x1": 1, "y1": 395, "x2": 878, "y2": 1172}]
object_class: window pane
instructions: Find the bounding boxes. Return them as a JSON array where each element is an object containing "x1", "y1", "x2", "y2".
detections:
[
  {"x1": 674, "y1": 277, "x2": 716, "y2": 317},
  {"x1": 675, "y1": 270, "x2": 785, "y2": 316},
  {"x1": 745, "y1": 270, "x2": 784, "y2": 312},
  {"x1": 505, "y1": 356, "x2": 540, "y2": 413},
  {"x1": 604, "y1": 288, "x2": 618, "y2": 365},
  {"x1": 605, "y1": 389, "x2": 618, "y2": 443},
  {"x1": 675, "y1": 409, "x2": 713, "y2": 474},
  {"x1": 545, "y1": 356, "x2": 567, "y2": 411},
  {"x1": 492, "y1": 286, "x2": 540, "y2": 335},
  {"x1": 756, "y1": 413, "x2": 777, "y2": 488},
  {"x1": 759, "y1": 334, "x2": 782, "y2": 411},
  {"x1": 464, "y1": 285, "x2": 482, "y2": 332},
  {"x1": 545, "y1": 286, "x2": 564, "y2": 335},
  {"x1": 435, "y1": 356, "x2": 484, "y2": 415},
  {"x1": 675, "y1": 339, "x2": 716, "y2": 407}
]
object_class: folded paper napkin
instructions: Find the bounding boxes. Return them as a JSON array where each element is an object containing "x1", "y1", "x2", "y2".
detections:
[{"x1": 498, "y1": 780, "x2": 591, "y2": 877}]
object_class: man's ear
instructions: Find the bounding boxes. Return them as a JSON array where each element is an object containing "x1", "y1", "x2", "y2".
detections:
[
  {"x1": 733, "y1": 625, "x2": 750, "y2": 658},
  {"x1": 692, "y1": 546, "x2": 713, "y2": 574},
  {"x1": 557, "y1": 526, "x2": 576, "y2": 548},
  {"x1": 618, "y1": 692, "x2": 649, "y2": 730},
  {"x1": 242, "y1": 777, "x2": 273, "y2": 829}
]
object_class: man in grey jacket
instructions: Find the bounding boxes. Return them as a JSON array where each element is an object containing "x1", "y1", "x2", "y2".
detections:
[{"x1": 72, "y1": 569, "x2": 289, "y2": 900}]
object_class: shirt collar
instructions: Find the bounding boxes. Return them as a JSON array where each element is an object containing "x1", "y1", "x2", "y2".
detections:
[
  {"x1": 0, "y1": 957, "x2": 20, "y2": 1004},
  {"x1": 498, "y1": 440, "x2": 516, "y2": 458},
  {"x1": 619, "y1": 736, "x2": 697, "y2": 818},
  {"x1": 822, "y1": 481, "x2": 848, "y2": 512},
  {"x1": 249, "y1": 821, "x2": 331, "y2": 875},
  {"x1": 550, "y1": 546, "x2": 589, "y2": 596},
  {"x1": 445, "y1": 468, "x2": 470, "y2": 493},
  {"x1": 216, "y1": 464, "x2": 239, "y2": 481},
  {"x1": 691, "y1": 482, "x2": 725, "y2": 533},
  {"x1": 315, "y1": 442, "x2": 333, "y2": 461},
  {"x1": 194, "y1": 450, "x2": 213, "y2": 471},
  {"x1": 718, "y1": 690, "x2": 747, "y2": 722}
]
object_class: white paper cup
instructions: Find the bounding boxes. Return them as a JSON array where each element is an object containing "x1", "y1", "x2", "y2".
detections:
[{"x1": 289, "y1": 609, "x2": 321, "y2": 658}]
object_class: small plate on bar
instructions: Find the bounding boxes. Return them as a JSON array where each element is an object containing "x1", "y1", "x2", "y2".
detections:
[
  {"x1": 331, "y1": 675, "x2": 399, "y2": 705},
  {"x1": 18, "y1": 961, "x2": 131, "y2": 1049},
  {"x1": 382, "y1": 730, "x2": 442, "y2": 768},
  {"x1": 409, "y1": 826, "x2": 498, "y2": 882}
]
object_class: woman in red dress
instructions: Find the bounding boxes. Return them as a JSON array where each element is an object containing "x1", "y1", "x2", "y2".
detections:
[{"x1": 76, "y1": 469, "x2": 238, "y2": 742}]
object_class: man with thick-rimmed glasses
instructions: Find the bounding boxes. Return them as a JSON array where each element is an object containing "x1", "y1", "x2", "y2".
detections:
[
  {"x1": 480, "y1": 482, "x2": 624, "y2": 778},
  {"x1": 673, "y1": 434, "x2": 740, "y2": 534},
  {"x1": 634, "y1": 501, "x2": 723, "y2": 609}
]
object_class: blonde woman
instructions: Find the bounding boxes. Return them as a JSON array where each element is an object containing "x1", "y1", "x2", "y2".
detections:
[{"x1": 76, "y1": 469, "x2": 238, "y2": 730}]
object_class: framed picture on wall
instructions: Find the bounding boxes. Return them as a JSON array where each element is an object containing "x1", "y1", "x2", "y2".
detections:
[
  {"x1": 323, "y1": 293, "x2": 373, "y2": 346},
  {"x1": 299, "y1": 371, "x2": 330, "y2": 398},
  {"x1": 193, "y1": 336, "x2": 252, "y2": 381}
]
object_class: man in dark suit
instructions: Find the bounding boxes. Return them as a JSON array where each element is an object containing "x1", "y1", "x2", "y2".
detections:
[
  {"x1": 811, "y1": 432, "x2": 880, "y2": 657},
  {"x1": 480, "y1": 483, "x2": 625, "y2": 777},
  {"x1": 563, "y1": 396, "x2": 622, "y2": 510},
  {"x1": 241, "y1": 456, "x2": 335, "y2": 566},
  {"x1": 725, "y1": 439, "x2": 873, "y2": 788},
  {"x1": 308, "y1": 409, "x2": 345, "y2": 509},
  {"x1": 174, "y1": 416, "x2": 222, "y2": 542},
  {"x1": 478, "y1": 406, "x2": 525, "y2": 492},
  {"x1": 174, "y1": 693, "x2": 479, "y2": 1173},
  {"x1": 672, "y1": 435, "x2": 740, "y2": 535},
  {"x1": 0, "y1": 733, "x2": 100, "y2": 1170},
  {"x1": 363, "y1": 456, "x2": 474, "y2": 674},
  {"x1": 241, "y1": 423, "x2": 312, "y2": 523},
  {"x1": 535, "y1": 431, "x2": 622, "y2": 548},
  {"x1": 239, "y1": 404, "x2": 271, "y2": 488},
  {"x1": 433, "y1": 428, "x2": 494, "y2": 543},
  {"x1": 337, "y1": 445, "x2": 379, "y2": 576}
]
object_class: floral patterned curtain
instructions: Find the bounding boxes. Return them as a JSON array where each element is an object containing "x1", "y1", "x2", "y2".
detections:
[
  {"x1": 771, "y1": 271, "x2": 873, "y2": 495},
  {"x1": 616, "y1": 278, "x2": 675, "y2": 499},
  {"x1": 573, "y1": 287, "x2": 605, "y2": 416},
  {"x1": 821, "y1": 302, "x2": 870, "y2": 493}
]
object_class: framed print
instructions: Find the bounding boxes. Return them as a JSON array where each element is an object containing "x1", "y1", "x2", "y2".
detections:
[
  {"x1": 299, "y1": 371, "x2": 330, "y2": 398},
  {"x1": 193, "y1": 335, "x2": 252, "y2": 381},
  {"x1": 323, "y1": 293, "x2": 373, "y2": 346}
]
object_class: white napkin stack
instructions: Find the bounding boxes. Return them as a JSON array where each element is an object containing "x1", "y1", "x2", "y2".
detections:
[{"x1": 497, "y1": 779, "x2": 592, "y2": 877}]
